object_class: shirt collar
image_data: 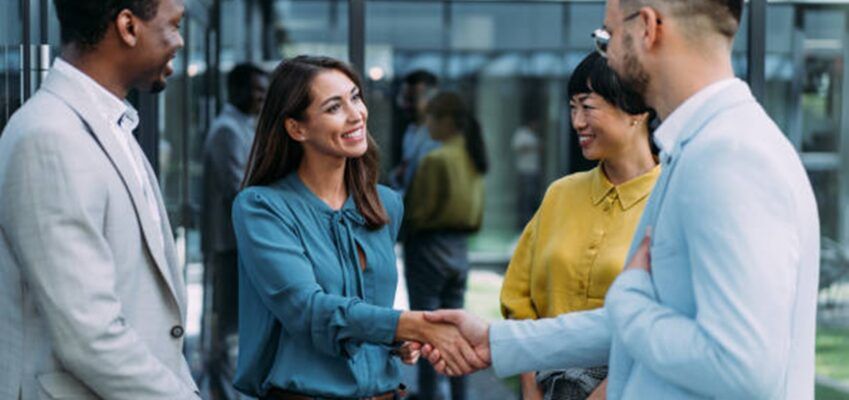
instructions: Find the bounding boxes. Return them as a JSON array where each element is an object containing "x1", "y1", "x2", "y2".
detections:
[
  {"x1": 653, "y1": 78, "x2": 739, "y2": 162},
  {"x1": 591, "y1": 163, "x2": 661, "y2": 210},
  {"x1": 53, "y1": 57, "x2": 139, "y2": 132}
]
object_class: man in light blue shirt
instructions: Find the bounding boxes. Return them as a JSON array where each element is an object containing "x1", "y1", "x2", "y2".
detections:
[{"x1": 421, "y1": 0, "x2": 820, "y2": 398}]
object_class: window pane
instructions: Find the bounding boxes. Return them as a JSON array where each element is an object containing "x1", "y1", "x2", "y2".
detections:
[
  {"x1": 765, "y1": 3, "x2": 849, "y2": 391},
  {"x1": 273, "y1": 0, "x2": 349, "y2": 61},
  {"x1": 365, "y1": 1, "x2": 609, "y2": 257}
]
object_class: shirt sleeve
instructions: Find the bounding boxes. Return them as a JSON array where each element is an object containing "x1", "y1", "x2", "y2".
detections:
[
  {"x1": 490, "y1": 307, "x2": 612, "y2": 377},
  {"x1": 500, "y1": 212, "x2": 540, "y2": 320},
  {"x1": 232, "y1": 189, "x2": 402, "y2": 358},
  {"x1": 605, "y1": 141, "x2": 801, "y2": 399}
]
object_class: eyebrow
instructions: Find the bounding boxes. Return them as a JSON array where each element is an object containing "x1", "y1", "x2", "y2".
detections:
[
  {"x1": 319, "y1": 86, "x2": 359, "y2": 108},
  {"x1": 573, "y1": 93, "x2": 591, "y2": 102}
]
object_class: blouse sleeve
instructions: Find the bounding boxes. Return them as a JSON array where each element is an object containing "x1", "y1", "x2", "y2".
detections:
[
  {"x1": 500, "y1": 212, "x2": 540, "y2": 320},
  {"x1": 232, "y1": 189, "x2": 402, "y2": 358}
]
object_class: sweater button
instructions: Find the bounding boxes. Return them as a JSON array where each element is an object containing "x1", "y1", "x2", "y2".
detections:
[{"x1": 170, "y1": 325, "x2": 185, "y2": 339}]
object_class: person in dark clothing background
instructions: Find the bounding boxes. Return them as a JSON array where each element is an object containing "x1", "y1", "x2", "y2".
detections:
[{"x1": 201, "y1": 62, "x2": 269, "y2": 400}]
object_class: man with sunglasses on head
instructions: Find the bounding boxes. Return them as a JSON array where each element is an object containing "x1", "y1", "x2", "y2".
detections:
[{"x1": 421, "y1": 1, "x2": 820, "y2": 399}]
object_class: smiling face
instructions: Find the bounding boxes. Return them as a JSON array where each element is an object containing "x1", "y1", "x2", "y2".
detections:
[
  {"x1": 131, "y1": 0, "x2": 184, "y2": 93},
  {"x1": 570, "y1": 91, "x2": 640, "y2": 161},
  {"x1": 287, "y1": 69, "x2": 369, "y2": 160}
]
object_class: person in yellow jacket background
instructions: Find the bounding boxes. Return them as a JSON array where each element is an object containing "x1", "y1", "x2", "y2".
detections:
[
  {"x1": 404, "y1": 91, "x2": 487, "y2": 400},
  {"x1": 500, "y1": 52, "x2": 660, "y2": 400}
]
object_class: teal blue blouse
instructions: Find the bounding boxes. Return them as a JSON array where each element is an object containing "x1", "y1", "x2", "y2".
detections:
[{"x1": 231, "y1": 173, "x2": 405, "y2": 398}]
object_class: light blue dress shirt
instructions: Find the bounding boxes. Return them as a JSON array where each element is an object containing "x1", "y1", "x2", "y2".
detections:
[
  {"x1": 490, "y1": 79, "x2": 820, "y2": 399},
  {"x1": 231, "y1": 173, "x2": 405, "y2": 398},
  {"x1": 391, "y1": 123, "x2": 441, "y2": 194}
]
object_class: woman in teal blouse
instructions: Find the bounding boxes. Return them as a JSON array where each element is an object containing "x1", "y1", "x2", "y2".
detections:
[{"x1": 231, "y1": 56, "x2": 484, "y2": 400}]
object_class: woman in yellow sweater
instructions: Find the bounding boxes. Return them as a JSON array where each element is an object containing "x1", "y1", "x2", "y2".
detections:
[{"x1": 500, "y1": 52, "x2": 660, "y2": 400}]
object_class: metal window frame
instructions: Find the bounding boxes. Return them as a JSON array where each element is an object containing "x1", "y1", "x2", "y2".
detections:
[
  {"x1": 749, "y1": 0, "x2": 767, "y2": 102},
  {"x1": 133, "y1": 0, "x2": 821, "y2": 186}
]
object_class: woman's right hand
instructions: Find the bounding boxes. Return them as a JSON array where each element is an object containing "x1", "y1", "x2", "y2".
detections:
[
  {"x1": 520, "y1": 371, "x2": 544, "y2": 400},
  {"x1": 396, "y1": 341, "x2": 422, "y2": 365}
]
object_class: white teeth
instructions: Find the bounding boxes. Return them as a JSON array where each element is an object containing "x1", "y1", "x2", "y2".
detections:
[
  {"x1": 342, "y1": 128, "x2": 363, "y2": 139},
  {"x1": 578, "y1": 135, "x2": 594, "y2": 144}
]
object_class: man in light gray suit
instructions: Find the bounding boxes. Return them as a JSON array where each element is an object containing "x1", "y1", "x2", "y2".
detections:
[
  {"x1": 201, "y1": 62, "x2": 267, "y2": 400},
  {"x1": 0, "y1": 0, "x2": 199, "y2": 399}
]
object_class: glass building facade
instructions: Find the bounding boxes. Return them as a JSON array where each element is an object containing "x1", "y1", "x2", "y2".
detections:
[{"x1": 2, "y1": 0, "x2": 849, "y2": 396}]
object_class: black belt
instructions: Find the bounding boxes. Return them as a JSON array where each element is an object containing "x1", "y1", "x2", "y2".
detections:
[{"x1": 262, "y1": 384, "x2": 407, "y2": 400}]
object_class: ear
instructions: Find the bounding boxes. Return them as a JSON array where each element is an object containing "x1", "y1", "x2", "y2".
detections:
[
  {"x1": 115, "y1": 9, "x2": 140, "y2": 47},
  {"x1": 285, "y1": 118, "x2": 307, "y2": 142},
  {"x1": 640, "y1": 7, "x2": 662, "y2": 51}
]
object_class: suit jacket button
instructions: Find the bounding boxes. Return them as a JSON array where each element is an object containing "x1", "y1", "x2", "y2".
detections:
[{"x1": 170, "y1": 325, "x2": 185, "y2": 338}]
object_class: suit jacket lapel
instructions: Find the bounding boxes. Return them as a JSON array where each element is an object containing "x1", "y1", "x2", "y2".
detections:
[
  {"x1": 139, "y1": 149, "x2": 188, "y2": 320},
  {"x1": 40, "y1": 70, "x2": 184, "y2": 313}
]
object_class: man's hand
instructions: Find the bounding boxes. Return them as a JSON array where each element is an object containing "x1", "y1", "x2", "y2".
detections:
[
  {"x1": 520, "y1": 372, "x2": 544, "y2": 400},
  {"x1": 420, "y1": 309, "x2": 491, "y2": 376},
  {"x1": 625, "y1": 228, "x2": 652, "y2": 273},
  {"x1": 587, "y1": 378, "x2": 608, "y2": 400},
  {"x1": 396, "y1": 311, "x2": 487, "y2": 376}
]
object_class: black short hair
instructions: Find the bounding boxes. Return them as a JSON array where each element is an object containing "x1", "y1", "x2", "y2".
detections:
[
  {"x1": 568, "y1": 52, "x2": 658, "y2": 152},
  {"x1": 404, "y1": 70, "x2": 438, "y2": 87},
  {"x1": 568, "y1": 52, "x2": 654, "y2": 119},
  {"x1": 53, "y1": 0, "x2": 160, "y2": 49},
  {"x1": 227, "y1": 63, "x2": 268, "y2": 113}
]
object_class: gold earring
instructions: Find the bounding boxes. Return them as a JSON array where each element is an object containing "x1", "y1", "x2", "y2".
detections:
[{"x1": 630, "y1": 120, "x2": 638, "y2": 127}]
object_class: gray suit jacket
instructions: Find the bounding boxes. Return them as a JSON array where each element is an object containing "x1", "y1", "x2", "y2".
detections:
[
  {"x1": 0, "y1": 67, "x2": 199, "y2": 399},
  {"x1": 201, "y1": 104, "x2": 254, "y2": 255}
]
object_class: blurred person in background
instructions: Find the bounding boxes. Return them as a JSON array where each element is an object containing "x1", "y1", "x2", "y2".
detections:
[
  {"x1": 230, "y1": 56, "x2": 485, "y2": 400},
  {"x1": 201, "y1": 62, "x2": 268, "y2": 400},
  {"x1": 390, "y1": 70, "x2": 440, "y2": 195},
  {"x1": 510, "y1": 114, "x2": 543, "y2": 229},
  {"x1": 0, "y1": 0, "x2": 200, "y2": 398},
  {"x1": 404, "y1": 91, "x2": 488, "y2": 400},
  {"x1": 500, "y1": 52, "x2": 659, "y2": 400}
]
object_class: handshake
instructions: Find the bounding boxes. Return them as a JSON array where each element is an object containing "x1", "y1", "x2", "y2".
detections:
[{"x1": 395, "y1": 310, "x2": 492, "y2": 376}]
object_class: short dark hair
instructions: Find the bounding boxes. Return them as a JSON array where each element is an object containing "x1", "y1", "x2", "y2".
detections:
[
  {"x1": 404, "y1": 70, "x2": 438, "y2": 87},
  {"x1": 568, "y1": 52, "x2": 658, "y2": 152},
  {"x1": 227, "y1": 63, "x2": 267, "y2": 114},
  {"x1": 568, "y1": 52, "x2": 654, "y2": 119},
  {"x1": 53, "y1": 0, "x2": 160, "y2": 49},
  {"x1": 622, "y1": 0, "x2": 743, "y2": 39}
]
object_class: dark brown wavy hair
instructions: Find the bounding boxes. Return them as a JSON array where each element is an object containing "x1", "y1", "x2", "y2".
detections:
[{"x1": 241, "y1": 55, "x2": 388, "y2": 229}]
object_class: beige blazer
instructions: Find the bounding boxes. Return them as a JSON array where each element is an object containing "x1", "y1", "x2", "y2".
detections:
[{"x1": 0, "y1": 67, "x2": 199, "y2": 399}]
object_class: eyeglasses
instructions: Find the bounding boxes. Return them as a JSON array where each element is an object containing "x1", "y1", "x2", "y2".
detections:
[{"x1": 592, "y1": 11, "x2": 655, "y2": 58}]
